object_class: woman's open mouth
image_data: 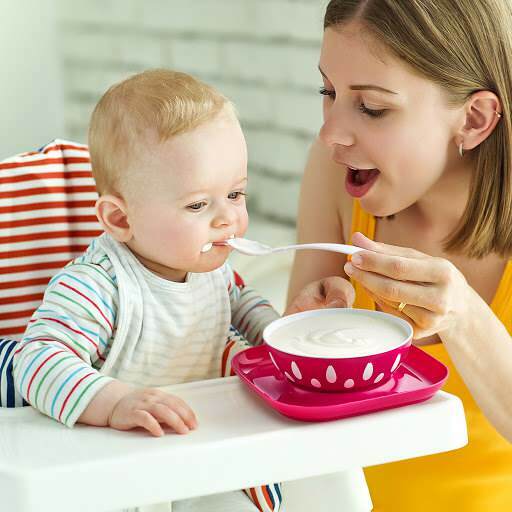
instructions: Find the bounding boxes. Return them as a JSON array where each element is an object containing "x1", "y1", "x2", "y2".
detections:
[{"x1": 345, "y1": 167, "x2": 380, "y2": 198}]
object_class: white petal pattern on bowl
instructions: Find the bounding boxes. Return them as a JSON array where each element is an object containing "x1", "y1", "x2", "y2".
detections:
[
  {"x1": 362, "y1": 362, "x2": 373, "y2": 381},
  {"x1": 291, "y1": 361, "x2": 302, "y2": 380},
  {"x1": 344, "y1": 379, "x2": 355, "y2": 389},
  {"x1": 374, "y1": 373, "x2": 384, "y2": 383},
  {"x1": 311, "y1": 378, "x2": 321, "y2": 388},
  {"x1": 269, "y1": 352, "x2": 279, "y2": 370},
  {"x1": 326, "y1": 365, "x2": 337, "y2": 383},
  {"x1": 391, "y1": 354, "x2": 401, "y2": 372},
  {"x1": 284, "y1": 371, "x2": 295, "y2": 382}
]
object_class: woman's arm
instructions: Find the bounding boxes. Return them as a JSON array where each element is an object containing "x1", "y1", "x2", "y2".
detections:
[
  {"x1": 287, "y1": 138, "x2": 353, "y2": 308},
  {"x1": 441, "y1": 288, "x2": 512, "y2": 442}
]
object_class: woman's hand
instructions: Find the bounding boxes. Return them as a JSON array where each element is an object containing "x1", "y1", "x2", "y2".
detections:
[
  {"x1": 343, "y1": 232, "x2": 470, "y2": 339},
  {"x1": 285, "y1": 276, "x2": 355, "y2": 316}
]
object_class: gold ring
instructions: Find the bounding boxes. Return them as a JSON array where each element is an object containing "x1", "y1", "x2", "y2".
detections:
[{"x1": 397, "y1": 302, "x2": 407, "y2": 312}]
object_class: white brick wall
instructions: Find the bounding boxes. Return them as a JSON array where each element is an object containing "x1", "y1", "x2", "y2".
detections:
[{"x1": 58, "y1": 0, "x2": 329, "y2": 231}]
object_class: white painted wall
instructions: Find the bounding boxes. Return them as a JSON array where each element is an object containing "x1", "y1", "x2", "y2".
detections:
[
  {"x1": 0, "y1": 0, "x2": 64, "y2": 159},
  {"x1": 57, "y1": 0, "x2": 328, "y2": 227}
]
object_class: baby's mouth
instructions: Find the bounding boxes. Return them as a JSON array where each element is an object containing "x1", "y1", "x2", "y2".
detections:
[{"x1": 201, "y1": 234, "x2": 235, "y2": 253}]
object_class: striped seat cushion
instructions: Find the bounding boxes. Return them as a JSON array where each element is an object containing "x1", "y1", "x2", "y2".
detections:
[{"x1": 1, "y1": 139, "x2": 102, "y2": 339}]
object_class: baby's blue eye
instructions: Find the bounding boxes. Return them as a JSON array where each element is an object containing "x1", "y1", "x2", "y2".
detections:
[
  {"x1": 228, "y1": 191, "x2": 247, "y2": 200},
  {"x1": 187, "y1": 201, "x2": 206, "y2": 211}
]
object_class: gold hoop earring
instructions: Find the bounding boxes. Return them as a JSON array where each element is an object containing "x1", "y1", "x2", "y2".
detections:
[{"x1": 459, "y1": 142, "x2": 464, "y2": 157}]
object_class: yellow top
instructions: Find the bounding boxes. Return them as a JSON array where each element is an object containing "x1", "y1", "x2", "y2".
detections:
[{"x1": 351, "y1": 200, "x2": 512, "y2": 511}]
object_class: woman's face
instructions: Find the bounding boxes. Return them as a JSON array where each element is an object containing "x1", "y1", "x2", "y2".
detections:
[{"x1": 318, "y1": 24, "x2": 463, "y2": 217}]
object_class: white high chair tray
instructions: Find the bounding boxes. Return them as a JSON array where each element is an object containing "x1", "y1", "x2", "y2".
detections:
[{"x1": 0, "y1": 376, "x2": 467, "y2": 512}]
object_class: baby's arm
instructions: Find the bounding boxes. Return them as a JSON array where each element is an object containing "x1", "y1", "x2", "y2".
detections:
[
  {"x1": 220, "y1": 264, "x2": 280, "y2": 376},
  {"x1": 13, "y1": 263, "x2": 196, "y2": 435},
  {"x1": 223, "y1": 264, "x2": 280, "y2": 344},
  {"x1": 13, "y1": 263, "x2": 116, "y2": 426}
]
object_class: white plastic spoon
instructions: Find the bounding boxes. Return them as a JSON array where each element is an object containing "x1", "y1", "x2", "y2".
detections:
[{"x1": 225, "y1": 237, "x2": 363, "y2": 256}]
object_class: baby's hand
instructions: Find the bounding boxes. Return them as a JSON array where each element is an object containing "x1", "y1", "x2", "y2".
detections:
[
  {"x1": 109, "y1": 388, "x2": 198, "y2": 437},
  {"x1": 285, "y1": 276, "x2": 355, "y2": 316}
]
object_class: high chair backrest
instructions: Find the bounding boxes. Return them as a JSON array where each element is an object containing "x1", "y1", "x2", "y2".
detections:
[{"x1": 1, "y1": 140, "x2": 102, "y2": 339}]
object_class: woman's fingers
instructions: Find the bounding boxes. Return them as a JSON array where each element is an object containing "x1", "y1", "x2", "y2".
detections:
[
  {"x1": 365, "y1": 289, "x2": 442, "y2": 340},
  {"x1": 345, "y1": 262, "x2": 446, "y2": 313},
  {"x1": 347, "y1": 237, "x2": 467, "y2": 340},
  {"x1": 365, "y1": 291, "x2": 409, "y2": 321},
  {"x1": 352, "y1": 232, "x2": 427, "y2": 259},
  {"x1": 350, "y1": 250, "x2": 451, "y2": 284}
]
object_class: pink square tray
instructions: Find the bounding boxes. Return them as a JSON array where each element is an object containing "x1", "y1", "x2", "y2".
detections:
[{"x1": 232, "y1": 345, "x2": 449, "y2": 422}]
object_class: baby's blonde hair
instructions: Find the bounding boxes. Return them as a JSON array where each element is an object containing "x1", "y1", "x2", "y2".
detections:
[{"x1": 88, "y1": 69, "x2": 233, "y2": 195}]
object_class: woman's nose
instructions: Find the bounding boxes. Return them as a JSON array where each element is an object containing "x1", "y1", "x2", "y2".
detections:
[{"x1": 319, "y1": 104, "x2": 355, "y2": 148}]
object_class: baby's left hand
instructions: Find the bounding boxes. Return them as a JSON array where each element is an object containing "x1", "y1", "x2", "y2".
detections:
[
  {"x1": 344, "y1": 232, "x2": 470, "y2": 339},
  {"x1": 285, "y1": 276, "x2": 355, "y2": 316}
]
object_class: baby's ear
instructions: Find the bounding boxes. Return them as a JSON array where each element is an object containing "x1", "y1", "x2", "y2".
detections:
[{"x1": 95, "y1": 194, "x2": 132, "y2": 242}]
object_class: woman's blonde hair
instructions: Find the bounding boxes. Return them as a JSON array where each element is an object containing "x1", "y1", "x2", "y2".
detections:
[
  {"x1": 325, "y1": 0, "x2": 512, "y2": 258},
  {"x1": 88, "y1": 69, "x2": 233, "y2": 195}
]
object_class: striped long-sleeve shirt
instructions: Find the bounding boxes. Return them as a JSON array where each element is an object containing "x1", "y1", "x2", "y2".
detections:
[{"x1": 13, "y1": 233, "x2": 279, "y2": 427}]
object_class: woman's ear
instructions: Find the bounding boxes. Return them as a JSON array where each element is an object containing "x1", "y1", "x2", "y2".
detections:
[
  {"x1": 95, "y1": 194, "x2": 132, "y2": 242},
  {"x1": 458, "y1": 90, "x2": 502, "y2": 152}
]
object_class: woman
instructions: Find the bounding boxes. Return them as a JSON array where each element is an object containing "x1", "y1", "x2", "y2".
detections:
[{"x1": 286, "y1": 1, "x2": 512, "y2": 510}]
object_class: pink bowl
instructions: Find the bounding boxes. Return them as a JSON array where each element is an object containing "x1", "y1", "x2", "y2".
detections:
[{"x1": 263, "y1": 308, "x2": 413, "y2": 392}]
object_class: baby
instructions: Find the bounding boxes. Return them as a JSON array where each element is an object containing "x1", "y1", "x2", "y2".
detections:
[{"x1": 13, "y1": 69, "x2": 282, "y2": 512}]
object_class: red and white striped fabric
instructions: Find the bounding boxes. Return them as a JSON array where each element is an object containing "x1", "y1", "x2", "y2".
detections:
[{"x1": 0, "y1": 139, "x2": 102, "y2": 339}]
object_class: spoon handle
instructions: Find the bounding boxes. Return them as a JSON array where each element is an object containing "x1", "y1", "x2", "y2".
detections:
[{"x1": 273, "y1": 243, "x2": 362, "y2": 255}]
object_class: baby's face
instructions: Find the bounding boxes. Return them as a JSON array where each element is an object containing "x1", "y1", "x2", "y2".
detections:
[{"x1": 125, "y1": 108, "x2": 249, "y2": 281}]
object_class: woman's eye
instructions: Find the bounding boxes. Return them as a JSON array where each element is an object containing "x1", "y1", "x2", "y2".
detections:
[
  {"x1": 187, "y1": 201, "x2": 206, "y2": 211},
  {"x1": 359, "y1": 103, "x2": 386, "y2": 118},
  {"x1": 228, "y1": 191, "x2": 247, "y2": 201},
  {"x1": 319, "y1": 86, "x2": 336, "y2": 100}
]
